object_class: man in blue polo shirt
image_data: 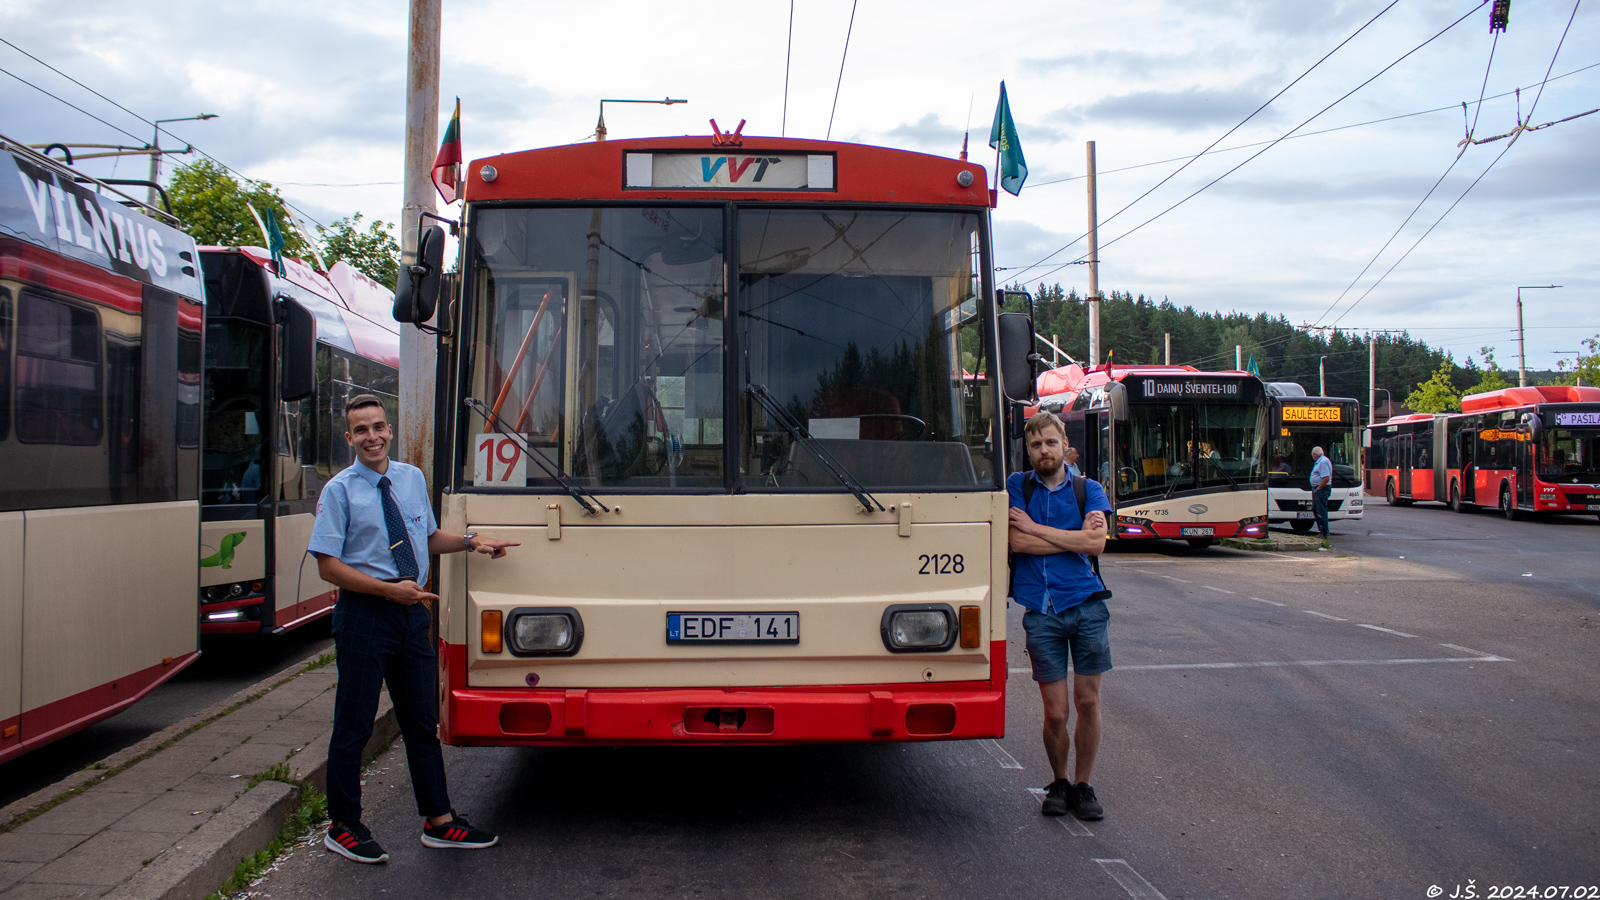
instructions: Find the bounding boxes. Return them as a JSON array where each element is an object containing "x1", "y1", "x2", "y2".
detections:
[
  {"x1": 309, "y1": 394, "x2": 519, "y2": 864},
  {"x1": 1008, "y1": 411, "x2": 1113, "y2": 821},
  {"x1": 1310, "y1": 445, "x2": 1333, "y2": 538}
]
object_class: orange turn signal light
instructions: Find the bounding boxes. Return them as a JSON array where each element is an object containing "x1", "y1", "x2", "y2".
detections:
[
  {"x1": 958, "y1": 605, "x2": 981, "y2": 648},
  {"x1": 481, "y1": 610, "x2": 503, "y2": 654}
]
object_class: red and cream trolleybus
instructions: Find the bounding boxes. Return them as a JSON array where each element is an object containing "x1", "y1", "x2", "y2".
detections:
[
  {"x1": 1037, "y1": 363, "x2": 1270, "y2": 548},
  {"x1": 196, "y1": 247, "x2": 399, "y2": 633},
  {"x1": 393, "y1": 134, "x2": 1039, "y2": 745},
  {"x1": 0, "y1": 135, "x2": 204, "y2": 761},
  {"x1": 1367, "y1": 385, "x2": 1600, "y2": 519}
]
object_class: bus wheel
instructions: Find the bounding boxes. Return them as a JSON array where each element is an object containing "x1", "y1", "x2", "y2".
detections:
[
  {"x1": 1500, "y1": 486, "x2": 1519, "y2": 521},
  {"x1": 1186, "y1": 538, "x2": 1215, "y2": 549},
  {"x1": 1451, "y1": 483, "x2": 1471, "y2": 513},
  {"x1": 1289, "y1": 520, "x2": 1313, "y2": 534},
  {"x1": 1386, "y1": 479, "x2": 1397, "y2": 505}
]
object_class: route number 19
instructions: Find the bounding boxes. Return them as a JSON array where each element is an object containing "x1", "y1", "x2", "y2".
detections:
[{"x1": 473, "y1": 434, "x2": 525, "y2": 486}]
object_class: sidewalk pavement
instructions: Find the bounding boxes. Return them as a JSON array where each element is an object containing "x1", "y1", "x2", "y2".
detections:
[
  {"x1": 0, "y1": 650, "x2": 397, "y2": 900},
  {"x1": 1220, "y1": 531, "x2": 1332, "y2": 552}
]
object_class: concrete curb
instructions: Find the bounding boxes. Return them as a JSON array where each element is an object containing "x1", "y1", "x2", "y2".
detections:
[
  {"x1": 0, "y1": 644, "x2": 332, "y2": 830},
  {"x1": 106, "y1": 697, "x2": 398, "y2": 900}
]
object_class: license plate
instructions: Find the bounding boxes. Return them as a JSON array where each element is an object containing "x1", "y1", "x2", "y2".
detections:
[
  {"x1": 1588, "y1": 504, "x2": 1600, "y2": 511},
  {"x1": 667, "y1": 613, "x2": 799, "y2": 644},
  {"x1": 1296, "y1": 511, "x2": 1315, "y2": 519},
  {"x1": 1180, "y1": 527, "x2": 1215, "y2": 537}
]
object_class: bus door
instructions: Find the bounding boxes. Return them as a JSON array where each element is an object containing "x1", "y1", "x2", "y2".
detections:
[
  {"x1": 1397, "y1": 434, "x2": 1412, "y2": 496},
  {"x1": 1516, "y1": 414, "x2": 1539, "y2": 509},
  {"x1": 1459, "y1": 429, "x2": 1477, "y2": 503}
]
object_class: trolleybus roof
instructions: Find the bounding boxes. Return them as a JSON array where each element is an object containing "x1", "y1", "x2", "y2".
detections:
[{"x1": 1460, "y1": 384, "x2": 1600, "y2": 413}]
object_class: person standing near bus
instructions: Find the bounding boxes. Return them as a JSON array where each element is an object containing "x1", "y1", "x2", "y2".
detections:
[
  {"x1": 310, "y1": 394, "x2": 520, "y2": 864},
  {"x1": 1065, "y1": 446, "x2": 1083, "y2": 478},
  {"x1": 1007, "y1": 411, "x2": 1113, "y2": 821},
  {"x1": 1310, "y1": 445, "x2": 1333, "y2": 538}
]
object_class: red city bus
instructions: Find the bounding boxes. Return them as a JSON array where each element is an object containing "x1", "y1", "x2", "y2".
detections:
[
  {"x1": 393, "y1": 134, "x2": 1034, "y2": 746},
  {"x1": 1365, "y1": 385, "x2": 1600, "y2": 519},
  {"x1": 1037, "y1": 363, "x2": 1271, "y2": 548}
]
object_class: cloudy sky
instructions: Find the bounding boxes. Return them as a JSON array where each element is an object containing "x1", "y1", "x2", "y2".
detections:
[{"x1": 3, "y1": 0, "x2": 1595, "y2": 375}]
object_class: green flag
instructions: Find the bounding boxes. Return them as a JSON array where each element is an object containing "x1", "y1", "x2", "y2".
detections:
[
  {"x1": 988, "y1": 82, "x2": 1028, "y2": 196},
  {"x1": 264, "y1": 208, "x2": 286, "y2": 275},
  {"x1": 1247, "y1": 354, "x2": 1261, "y2": 377}
]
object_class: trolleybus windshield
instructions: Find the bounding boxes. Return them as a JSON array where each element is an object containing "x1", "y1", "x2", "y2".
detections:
[
  {"x1": 1116, "y1": 399, "x2": 1265, "y2": 502},
  {"x1": 463, "y1": 206, "x2": 994, "y2": 492},
  {"x1": 1538, "y1": 422, "x2": 1600, "y2": 482},
  {"x1": 1274, "y1": 410, "x2": 1359, "y2": 488}
]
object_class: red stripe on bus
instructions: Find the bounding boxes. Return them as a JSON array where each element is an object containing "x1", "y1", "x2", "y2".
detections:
[
  {"x1": 0, "y1": 236, "x2": 143, "y2": 314},
  {"x1": 0, "y1": 651, "x2": 201, "y2": 765}
]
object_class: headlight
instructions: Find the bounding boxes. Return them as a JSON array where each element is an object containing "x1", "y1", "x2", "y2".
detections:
[
  {"x1": 506, "y1": 607, "x2": 584, "y2": 657},
  {"x1": 880, "y1": 604, "x2": 956, "y2": 652}
]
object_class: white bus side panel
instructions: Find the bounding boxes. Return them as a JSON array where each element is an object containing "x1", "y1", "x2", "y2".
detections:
[
  {"x1": 274, "y1": 511, "x2": 335, "y2": 614},
  {"x1": 22, "y1": 502, "x2": 198, "y2": 712},
  {"x1": 199, "y1": 519, "x2": 265, "y2": 588},
  {"x1": 1, "y1": 512, "x2": 22, "y2": 735}
]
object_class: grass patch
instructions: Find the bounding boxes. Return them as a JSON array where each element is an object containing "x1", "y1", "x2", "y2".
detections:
[
  {"x1": 207, "y1": 786, "x2": 328, "y2": 900},
  {"x1": 246, "y1": 763, "x2": 293, "y2": 791},
  {"x1": 1, "y1": 649, "x2": 336, "y2": 835}
]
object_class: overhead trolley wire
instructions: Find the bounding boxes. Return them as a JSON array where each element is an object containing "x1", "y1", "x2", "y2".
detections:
[
  {"x1": 825, "y1": 0, "x2": 859, "y2": 141},
  {"x1": 1326, "y1": 0, "x2": 1583, "y2": 329},
  {"x1": 0, "y1": 35, "x2": 329, "y2": 229},
  {"x1": 1003, "y1": 1, "x2": 1399, "y2": 284}
]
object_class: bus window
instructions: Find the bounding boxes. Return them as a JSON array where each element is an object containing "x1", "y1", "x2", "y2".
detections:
[
  {"x1": 467, "y1": 206, "x2": 726, "y2": 488},
  {"x1": 1196, "y1": 403, "x2": 1265, "y2": 488},
  {"x1": 1540, "y1": 426, "x2": 1599, "y2": 481},
  {"x1": 1121, "y1": 404, "x2": 1192, "y2": 498},
  {"x1": 202, "y1": 319, "x2": 268, "y2": 506},
  {"x1": 16, "y1": 292, "x2": 101, "y2": 446},
  {"x1": 0, "y1": 286, "x2": 10, "y2": 442},
  {"x1": 738, "y1": 209, "x2": 990, "y2": 490}
]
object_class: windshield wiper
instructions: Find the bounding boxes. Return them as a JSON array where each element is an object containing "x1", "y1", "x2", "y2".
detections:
[
  {"x1": 1200, "y1": 455, "x2": 1241, "y2": 491},
  {"x1": 745, "y1": 384, "x2": 886, "y2": 514},
  {"x1": 1162, "y1": 467, "x2": 1191, "y2": 501},
  {"x1": 463, "y1": 397, "x2": 610, "y2": 515}
]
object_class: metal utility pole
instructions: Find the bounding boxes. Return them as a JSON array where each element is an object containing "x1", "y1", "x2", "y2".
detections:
[
  {"x1": 399, "y1": 0, "x2": 441, "y2": 487},
  {"x1": 1051, "y1": 333, "x2": 1059, "y2": 366},
  {"x1": 146, "y1": 114, "x2": 216, "y2": 207},
  {"x1": 1319, "y1": 356, "x2": 1328, "y2": 396},
  {"x1": 1085, "y1": 141, "x2": 1101, "y2": 367},
  {"x1": 1164, "y1": 333, "x2": 1170, "y2": 365},
  {"x1": 1515, "y1": 285, "x2": 1562, "y2": 387},
  {"x1": 1235, "y1": 345, "x2": 1242, "y2": 371}
]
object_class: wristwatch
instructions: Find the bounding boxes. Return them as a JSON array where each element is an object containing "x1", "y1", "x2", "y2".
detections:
[{"x1": 463, "y1": 532, "x2": 478, "y2": 552}]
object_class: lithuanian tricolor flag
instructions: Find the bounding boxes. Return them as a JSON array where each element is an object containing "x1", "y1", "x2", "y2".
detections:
[{"x1": 432, "y1": 98, "x2": 462, "y2": 204}]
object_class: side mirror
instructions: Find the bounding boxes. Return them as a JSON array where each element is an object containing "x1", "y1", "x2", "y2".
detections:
[
  {"x1": 997, "y1": 312, "x2": 1037, "y2": 403},
  {"x1": 278, "y1": 297, "x2": 316, "y2": 402},
  {"x1": 393, "y1": 224, "x2": 445, "y2": 324},
  {"x1": 1105, "y1": 381, "x2": 1128, "y2": 421}
]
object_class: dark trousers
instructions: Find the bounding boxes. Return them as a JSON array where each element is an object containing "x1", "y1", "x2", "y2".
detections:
[
  {"x1": 1312, "y1": 485, "x2": 1332, "y2": 536},
  {"x1": 326, "y1": 589, "x2": 451, "y2": 825}
]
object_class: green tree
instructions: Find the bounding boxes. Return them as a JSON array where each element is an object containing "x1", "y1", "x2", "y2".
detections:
[
  {"x1": 1463, "y1": 346, "x2": 1513, "y2": 397},
  {"x1": 167, "y1": 159, "x2": 308, "y2": 257},
  {"x1": 1552, "y1": 335, "x2": 1600, "y2": 387},
  {"x1": 317, "y1": 213, "x2": 400, "y2": 286},
  {"x1": 1405, "y1": 358, "x2": 1461, "y2": 413}
]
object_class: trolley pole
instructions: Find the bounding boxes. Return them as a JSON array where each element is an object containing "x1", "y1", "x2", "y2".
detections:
[
  {"x1": 399, "y1": 0, "x2": 441, "y2": 489},
  {"x1": 1086, "y1": 141, "x2": 1100, "y2": 367}
]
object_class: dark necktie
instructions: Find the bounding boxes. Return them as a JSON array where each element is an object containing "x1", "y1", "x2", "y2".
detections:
[{"x1": 377, "y1": 476, "x2": 420, "y2": 580}]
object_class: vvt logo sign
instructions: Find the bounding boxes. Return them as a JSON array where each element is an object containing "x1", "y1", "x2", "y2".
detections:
[{"x1": 702, "y1": 156, "x2": 783, "y2": 184}]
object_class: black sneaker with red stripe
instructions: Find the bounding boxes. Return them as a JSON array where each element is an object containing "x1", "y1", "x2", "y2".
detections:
[
  {"x1": 420, "y1": 813, "x2": 498, "y2": 849},
  {"x1": 324, "y1": 821, "x2": 388, "y2": 864}
]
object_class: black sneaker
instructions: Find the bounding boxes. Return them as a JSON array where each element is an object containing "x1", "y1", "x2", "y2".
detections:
[
  {"x1": 1040, "y1": 779, "x2": 1074, "y2": 816},
  {"x1": 1073, "y1": 782, "x2": 1105, "y2": 821},
  {"x1": 325, "y1": 821, "x2": 388, "y2": 864},
  {"x1": 420, "y1": 813, "x2": 498, "y2": 849}
]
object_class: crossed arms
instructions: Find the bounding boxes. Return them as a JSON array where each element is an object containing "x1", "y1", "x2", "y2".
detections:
[{"x1": 1008, "y1": 506, "x2": 1108, "y2": 557}]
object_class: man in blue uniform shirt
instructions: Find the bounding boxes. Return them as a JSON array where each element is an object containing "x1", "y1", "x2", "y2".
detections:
[
  {"x1": 309, "y1": 394, "x2": 519, "y2": 864},
  {"x1": 1309, "y1": 445, "x2": 1333, "y2": 539},
  {"x1": 1008, "y1": 411, "x2": 1113, "y2": 821}
]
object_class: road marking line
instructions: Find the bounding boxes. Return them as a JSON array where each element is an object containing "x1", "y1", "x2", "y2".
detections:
[
  {"x1": 1094, "y1": 859, "x2": 1169, "y2": 900},
  {"x1": 1162, "y1": 575, "x2": 1192, "y2": 583},
  {"x1": 1008, "y1": 667, "x2": 1032, "y2": 674},
  {"x1": 1249, "y1": 597, "x2": 1286, "y2": 606},
  {"x1": 1440, "y1": 643, "x2": 1510, "y2": 661},
  {"x1": 1026, "y1": 788, "x2": 1094, "y2": 836},
  {"x1": 1202, "y1": 586, "x2": 1235, "y2": 594},
  {"x1": 1356, "y1": 624, "x2": 1417, "y2": 638},
  {"x1": 979, "y1": 739, "x2": 1023, "y2": 769},
  {"x1": 1117, "y1": 656, "x2": 1506, "y2": 671},
  {"x1": 1303, "y1": 610, "x2": 1347, "y2": 621}
]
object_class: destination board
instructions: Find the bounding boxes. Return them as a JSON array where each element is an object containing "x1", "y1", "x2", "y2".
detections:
[{"x1": 1281, "y1": 406, "x2": 1344, "y2": 423}]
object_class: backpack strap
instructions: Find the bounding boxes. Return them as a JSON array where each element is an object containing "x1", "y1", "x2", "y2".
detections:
[{"x1": 1072, "y1": 472, "x2": 1108, "y2": 587}]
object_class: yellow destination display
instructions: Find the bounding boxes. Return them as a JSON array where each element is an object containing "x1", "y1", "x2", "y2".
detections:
[{"x1": 1281, "y1": 406, "x2": 1343, "y2": 423}]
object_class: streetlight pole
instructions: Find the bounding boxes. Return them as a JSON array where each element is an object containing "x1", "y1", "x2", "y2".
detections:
[
  {"x1": 1515, "y1": 285, "x2": 1562, "y2": 387},
  {"x1": 596, "y1": 97, "x2": 686, "y2": 142},
  {"x1": 1320, "y1": 356, "x2": 1328, "y2": 397},
  {"x1": 146, "y1": 114, "x2": 217, "y2": 207}
]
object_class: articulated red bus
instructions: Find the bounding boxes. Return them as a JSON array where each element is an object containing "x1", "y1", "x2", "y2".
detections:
[
  {"x1": 1037, "y1": 363, "x2": 1270, "y2": 548},
  {"x1": 1365, "y1": 385, "x2": 1600, "y2": 519},
  {"x1": 392, "y1": 134, "x2": 1037, "y2": 745}
]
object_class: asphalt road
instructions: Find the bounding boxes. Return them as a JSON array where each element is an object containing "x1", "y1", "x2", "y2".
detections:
[
  {"x1": 0, "y1": 619, "x2": 334, "y2": 809},
  {"x1": 105, "y1": 503, "x2": 1600, "y2": 896}
]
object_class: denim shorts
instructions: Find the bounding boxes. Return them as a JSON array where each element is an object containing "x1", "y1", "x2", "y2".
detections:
[{"x1": 1023, "y1": 597, "x2": 1112, "y2": 682}]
